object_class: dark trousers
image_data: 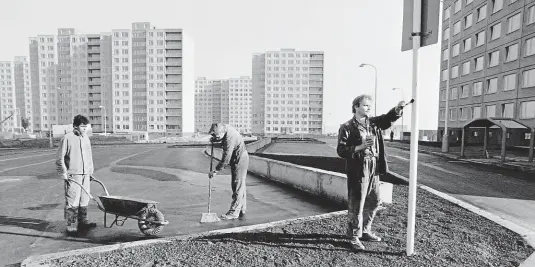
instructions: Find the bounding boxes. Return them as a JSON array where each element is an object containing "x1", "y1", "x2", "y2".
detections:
[
  {"x1": 228, "y1": 153, "x2": 249, "y2": 215},
  {"x1": 347, "y1": 157, "x2": 381, "y2": 238}
]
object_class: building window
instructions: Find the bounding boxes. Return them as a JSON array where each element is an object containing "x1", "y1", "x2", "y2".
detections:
[
  {"x1": 451, "y1": 66, "x2": 459, "y2": 78},
  {"x1": 477, "y1": 5, "x2": 487, "y2": 22},
  {"x1": 453, "y1": 21, "x2": 461, "y2": 35},
  {"x1": 467, "y1": 0, "x2": 473, "y2": 4},
  {"x1": 465, "y1": 13, "x2": 473, "y2": 28},
  {"x1": 501, "y1": 103, "x2": 514, "y2": 118},
  {"x1": 462, "y1": 61, "x2": 470, "y2": 75},
  {"x1": 503, "y1": 73, "x2": 516, "y2": 91},
  {"x1": 451, "y1": 87, "x2": 458, "y2": 99},
  {"x1": 528, "y1": 6, "x2": 535, "y2": 25},
  {"x1": 459, "y1": 107, "x2": 468, "y2": 121},
  {"x1": 449, "y1": 108, "x2": 457, "y2": 121},
  {"x1": 475, "y1": 56, "x2": 484, "y2": 71},
  {"x1": 520, "y1": 101, "x2": 535, "y2": 118},
  {"x1": 440, "y1": 89, "x2": 446, "y2": 101},
  {"x1": 444, "y1": 6, "x2": 451, "y2": 21},
  {"x1": 443, "y1": 48, "x2": 449, "y2": 61},
  {"x1": 526, "y1": 37, "x2": 535, "y2": 56},
  {"x1": 464, "y1": 37, "x2": 472, "y2": 52},
  {"x1": 472, "y1": 106, "x2": 481, "y2": 118},
  {"x1": 492, "y1": 0, "x2": 503, "y2": 13},
  {"x1": 487, "y1": 78, "x2": 498, "y2": 94},
  {"x1": 486, "y1": 105, "x2": 496, "y2": 117},
  {"x1": 476, "y1": 31, "x2": 485, "y2": 47},
  {"x1": 488, "y1": 51, "x2": 500, "y2": 67},
  {"x1": 507, "y1": 13, "x2": 521, "y2": 33},
  {"x1": 505, "y1": 44, "x2": 518, "y2": 62},
  {"x1": 473, "y1": 81, "x2": 483, "y2": 96},
  {"x1": 442, "y1": 69, "x2": 449, "y2": 81},
  {"x1": 461, "y1": 85, "x2": 470, "y2": 98},
  {"x1": 454, "y1": 0, "x2": 462, "y2": 13},
  {"x1": 490, "y1": 23, "x2": 501, "y2": 40},
  {"x1": 444, "y1": 28, "x2": 450, "y2": 41},
  {"x1": 452, "y1": 43, "x2": 460, "y2": 57},
  {"x1": 522, "y1": 69, "x2": 535, "y2": 88}
]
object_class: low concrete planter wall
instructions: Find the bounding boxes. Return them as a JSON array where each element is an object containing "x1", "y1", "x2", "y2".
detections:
[{"x1": 206, "y1": 149, "x2": 401, "y2": 206}]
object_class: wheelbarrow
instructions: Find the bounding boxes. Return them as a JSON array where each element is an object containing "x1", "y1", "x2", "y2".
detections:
[{"x1": 66, "y1": 177, "x2": 169, "y2": 236}]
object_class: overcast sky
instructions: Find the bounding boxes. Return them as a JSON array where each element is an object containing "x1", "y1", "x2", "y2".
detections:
[{"x1": 0, "y1": 0, "x2": 443, "y2": 133}]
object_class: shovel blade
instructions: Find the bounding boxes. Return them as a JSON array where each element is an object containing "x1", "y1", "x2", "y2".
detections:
[{"x1": 200, "y1": 212, "x2": 220, "y2": 223}]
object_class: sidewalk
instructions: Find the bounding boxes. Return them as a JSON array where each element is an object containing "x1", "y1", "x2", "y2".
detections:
[{"x1": 386, "y1": 141, "x2": 535, "y2": 174}]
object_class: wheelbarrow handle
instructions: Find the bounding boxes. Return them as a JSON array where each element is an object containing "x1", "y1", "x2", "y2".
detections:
[
  {"x1": 66, "y1": 177, "x2": 108, "y2": 212},
  {"x1": 90, "y1": 177, "x2": 110, "y2": 197}
]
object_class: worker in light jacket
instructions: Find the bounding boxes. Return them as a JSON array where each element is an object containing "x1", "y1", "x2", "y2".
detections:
[
  {"x1": 56, "y1": 115, "x2": 97, "y2": 235},
  {"x1": 208, "y1": 123, "x2": 249, "y2": 220},
  {"x1": 337, "y1": 94, "x2": 405, "y2": 250}
]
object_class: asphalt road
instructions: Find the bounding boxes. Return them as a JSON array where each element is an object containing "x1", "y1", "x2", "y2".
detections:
[
  {"x1": 0, "y1": 144, "x2": 338, "y2": 267},
  {"x1": 321, "y1": 138, "x2": 535, "y2": 234}
]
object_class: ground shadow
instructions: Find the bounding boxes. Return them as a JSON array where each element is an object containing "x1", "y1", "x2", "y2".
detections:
[
  {"x1": 110, "y1": 166, "x2": 181, "y2": 181},
  {"x1": 0, "y1": 215, "x2": 54, "y2": 232},
  {"x1": 198, "y1": 232, "x2": 403, "y2": 256},
  {"x1": 25, "y1": 203, "x2": 61, "y2": 211}
]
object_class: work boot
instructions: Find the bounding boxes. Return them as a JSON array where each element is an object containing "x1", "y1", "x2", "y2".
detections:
[
  {"x1": 239, "y1": 210, "x2": 246, "y2": 219},
  {"x1": 77, "y1": 206, "x2": 97, "y2": 230},
  {"x1": 65, "y1": 207, "x2": 78, "y2": 235},
  {"x1": 350, "y1": 236, "x2": 365, "y2": 251},
  {"x1": 361, "y1": 232, "x2": 382, "y2": 242},
  {"x1": 221, "y1": 211, "x2": 239, "y2": 220}
]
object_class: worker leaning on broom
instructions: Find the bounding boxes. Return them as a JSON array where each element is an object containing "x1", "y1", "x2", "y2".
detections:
[
  {"x1": 208, "y1": 123, "x2": 249, "y2": 220},
  {"x1": 56, "y1": 114, "x2": 97, "y2": 235}
]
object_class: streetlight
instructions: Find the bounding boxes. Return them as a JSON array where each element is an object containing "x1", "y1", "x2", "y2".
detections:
[
  {"x1": 99, "y1": 105, "x2": 106, "y2": 135},
  {"x1": 392, "y1": 88, "x2": 404, "y2": 140},
  {"x1": 359, "y1": 63, "x2": 378, "y2": 116},
  {"x1": 441, "y1": 0, "x2": 454, "y2": 152}
]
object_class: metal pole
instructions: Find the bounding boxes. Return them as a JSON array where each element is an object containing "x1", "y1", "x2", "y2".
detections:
[
  {"x1": 442, "y1": 1, "x2": 453, "y2": 153},
  {"x1": 407, "y1": 0, "x2": 422, "y2": 256}
]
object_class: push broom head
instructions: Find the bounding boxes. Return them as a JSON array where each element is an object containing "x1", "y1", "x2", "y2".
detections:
[{"x1": 200, "y1": 212, "x2": 220, "y2": 223}]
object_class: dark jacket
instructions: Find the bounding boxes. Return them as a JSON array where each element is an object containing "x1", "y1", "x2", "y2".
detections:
[
  {"x1": 337, "y1": 108, "x2": 401, "y2": 176},
  {"x1": 215, "y1": 125, "x2": 248, "y2": 171}
]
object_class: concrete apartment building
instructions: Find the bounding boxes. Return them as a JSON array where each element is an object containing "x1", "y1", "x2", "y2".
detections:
[
  {"x1": 30, "y1": 34, "x2": 57, "y2": 133},
  {"x1": 194, "y1": 76, "x2": 252, "y2": 134},
  {"x1": 0, "y1": 61, "x2": 18, "y2": 131},
  {"x1": 251, "y1": 48, "x2": 324, "y2": 136},
  {"x1": 14, "y1": 56, "x2": 32, "y2": 132},
  {"x1": 439, "y1": 0, "x2": 535, "y2": 146},
  {"x1": 111, "y1": 22, "x2": 190, "y2": 137}
]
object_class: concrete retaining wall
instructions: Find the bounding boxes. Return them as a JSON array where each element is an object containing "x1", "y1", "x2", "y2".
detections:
[{"x1": 206, "y1": 148, "x2": 402, "y2": 205}]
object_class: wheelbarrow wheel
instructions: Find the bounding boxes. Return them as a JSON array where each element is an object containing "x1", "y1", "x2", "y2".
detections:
[{"x1": 138, "y1": 207, "x2": 165, "y2": 236}]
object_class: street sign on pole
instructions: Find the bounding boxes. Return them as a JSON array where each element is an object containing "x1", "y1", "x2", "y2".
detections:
[{"x1": 401, "y1": 0, "x2": 441, "y2": 51}]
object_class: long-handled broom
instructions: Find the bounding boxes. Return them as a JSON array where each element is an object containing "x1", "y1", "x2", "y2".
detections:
[{"x1": 200, "y1": 143, "x2": 220, "y2": 223}]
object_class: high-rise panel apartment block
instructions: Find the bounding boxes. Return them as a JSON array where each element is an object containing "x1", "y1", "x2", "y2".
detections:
[
  {"x1": 111, "y1": 22, "x2": 189, "y2": 136},
  {"x1": 14, "y1": 56, "x2": 32, "y2": 132},
  {"x1": 251, "y1": 48, "x2": 324, "y2": 136},
  {"x1": 194, "y1": 76, "x2": 252, "y2": 134},
  {"x1": 0, "y1": 61, "x2": 17, "y2": 130},
  {"x1": 439, "y1": 0, "x2": 535, "y2": 146}
]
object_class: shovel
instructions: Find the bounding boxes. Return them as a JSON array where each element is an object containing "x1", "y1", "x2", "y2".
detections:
[{"x1": 200, "y1": 143, "x2": 220, "y2": 223}]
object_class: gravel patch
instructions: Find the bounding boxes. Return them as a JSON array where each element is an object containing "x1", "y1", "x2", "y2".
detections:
[{"x1": 48, "y1": 184, "x2": 533, "y2": 267}]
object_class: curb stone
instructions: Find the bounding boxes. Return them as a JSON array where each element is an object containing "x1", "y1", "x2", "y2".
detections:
[{"x1": 388, "y1": 171, "x2": 535, "y2": 267}]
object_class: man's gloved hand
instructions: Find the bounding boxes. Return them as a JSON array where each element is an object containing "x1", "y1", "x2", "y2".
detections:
[
  {"x1": 90, "y1": 175, "x2": 95, "y2": 181},
  {"x1": 210, "y1": 136, "x2": 217, "y2": 143}
]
